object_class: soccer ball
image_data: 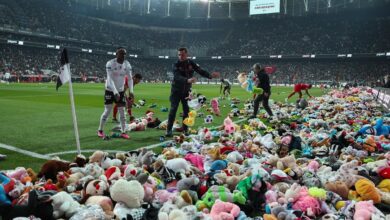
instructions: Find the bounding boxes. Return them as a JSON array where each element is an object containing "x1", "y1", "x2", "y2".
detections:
[{"x1": 204, "y1": 115, "x2": 213, "y2": 124}]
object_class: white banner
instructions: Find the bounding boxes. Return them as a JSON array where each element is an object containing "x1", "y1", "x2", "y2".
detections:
[{"x1": 250, "y1": 0, "x2": 280, "y2": 15}]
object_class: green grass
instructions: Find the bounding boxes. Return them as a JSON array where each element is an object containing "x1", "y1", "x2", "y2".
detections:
[{"x1": 0, "y1": 83, "x2": 323, "y2": 171}]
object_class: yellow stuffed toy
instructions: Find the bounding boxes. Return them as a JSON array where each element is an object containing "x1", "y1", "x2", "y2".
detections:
[
  {"x1": 354, "y1": 178, "x2": 381, "y2": 204},
  {"x1": 183, "y1": 110, "x2": 197, "y2": 127},
  {"x1": 378, "y1": 179, "x2": 390, "y2": 192}
]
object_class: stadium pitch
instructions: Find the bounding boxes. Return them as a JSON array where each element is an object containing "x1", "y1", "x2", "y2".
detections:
[{"x1": 0, "y1": 83, "x2": 323, "y2": 171}]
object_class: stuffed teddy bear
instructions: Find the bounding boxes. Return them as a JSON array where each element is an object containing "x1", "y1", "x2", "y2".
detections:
[
  {"x1": 89, "y1": 150, "x2": 106, "y2": 165},
  {"x1": 38, "y1": 160, "x2": 70, "y2": 182},
  {"x1": 110, "y1": 179, "x2": 145, "y2": 208},
  {"x1": 51, "y1": 191, "x2": 81, "y2": 218},
  {"x1": 209, "y1": 200, "x2": 240, "y2": 220},
  {"x1": 325, "y1": 181, "x2": 349, "y2": 200},
  {"x1": 214, "y1": 170, "x2": 250, "y2": 192}
]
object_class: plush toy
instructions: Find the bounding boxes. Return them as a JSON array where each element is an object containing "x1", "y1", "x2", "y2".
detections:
[
  {"x1": 138, "y1": 148, "x2": 155, "y2": 168},
  {"x1": 292, "y1": 192, "x2": 321, "y2": 217},
  {"x1": 38, "y1": 160, "x2": 70, "y2": 182},
  {"x1": 354, "y1": 200, "x2": 375, "y2": 220},
  {"x1": 113, "y1": 201, "x2": 146, "y2": 220},
  {"x1": 183, "y1": 110, "x2": 197, "y2": 127},
  {"x1": 176, "y1": 176, "x2": 200, "y2": 191},
  {"x1": 158, "y1": 208, "x2": 187, "y2": 220},
  {"x1": 162, "y1": 148, "x2": 179, "y2": 160},
  {"x1": 211, "y1": 98, "x2": 220, "y2": 116},
  {"x1": 165, "y1": 158, "x2": 197, "y2": 176},
  {"x1": 69, "y1": 204, "x2": 106, "y2": 220},
  {"x1": 55, "y1": 171, "x2": 68, "y2": 191},
  {"x1": 100, "y1": 155, "x2": 122, "y2": 169},
  {"x1": 26, "y1": 168, "x2": 38, "y2": 184},
  {"x1": 51, "y1": 191, "x2": 81, "y2": 218},
  {"x1": 358, "y1": 118, "x2": 390, "y2": 136},
  {"x1": 104, "y1": 166, "x2": 122, "y2": 182},
  {"x1": 85, "y1": 195, "x2": 114, "y2": 219},
  {"x1": 110, "y1": 179, "x2": 145, "y2": 208},
  {"x1": 223, "y1": 117, "x2": 235, "y2": 135},
  {"x1": 214, "y1": 170, "x2": 250, "y2": 192},
  {"x1": 0, "y1": 173, "x2": 13, "y2": 205},
  {"x1": 209, "y1": 200, "x2": 240, "y2": 220},
  {"x1": 196, "y1": 185, "x2": 246, "y2": 211},
  {"x1": 89, "y1": 150, "x2": 106, "y2": 165},
  {"x1": 80, "y1": 179, "x2": 110, "y2": 203},
  {"x1": 354, "y1": 178, "x2": 381, "y2": 204},
  {"x1": 325, "y1": 181, "x2": 349, "y2": 200},
  {"x1": 378, "y1": 179, "x2": 390, "y2": 192},
  {"x1": 184, "y1": 153, "x2": 205, "y2": 172}
]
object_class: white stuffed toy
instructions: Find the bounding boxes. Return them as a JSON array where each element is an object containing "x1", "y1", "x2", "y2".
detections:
[
  {"x1": 110, "y1": 179, "x2": 145, "y2": 208},
  {"x1": 113, "y1": 202, "x2": 146, "y2": 220},
  {"x1": 101, "y1": 154, "x2": 122, "y2": 170},
  {"x1": 51, "y1": 191, "x2": 81, "y2": 218},
  {"x1": 158, "y1": 200, "x2": 187, "y2": 220}
]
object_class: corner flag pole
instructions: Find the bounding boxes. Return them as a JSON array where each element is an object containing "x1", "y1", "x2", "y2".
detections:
[
  {"x1": 57, "y1": 48, "x2": 81, "y2": 155},
  {"x1": 68, "y1": 72, "x2": 81, "y2": 155}
]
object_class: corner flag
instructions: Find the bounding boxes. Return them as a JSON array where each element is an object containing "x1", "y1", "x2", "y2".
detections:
[{"x1": 56, "y1": 48, "x2": 71, "y2": 90}]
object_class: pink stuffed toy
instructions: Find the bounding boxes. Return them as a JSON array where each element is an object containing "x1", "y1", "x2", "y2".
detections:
[
  {"x1": 211, "y1": 98, "x2": 220, "y2": 116},
  {"x1": 209, "y1": 199, "x2": 240, "y2": 220},
  {"x1": 281, "y1": 135, "x2": 292, "y2": 146},
  {"x1": 307, "y1": 160, "x2": 320, "y2": 173},
  {"x1": 292, "y1": 188, "x2": 321, "y2": 217},
  {"x1": 184, "y1": 153, "x2": 205, "y2": 172},
  {"x1": 223, "y1": 117, "x2": 235, "y2": 135},
  {"x1": 152, "y1": 189, "x2": 178, "y2": 205},
  {"x1": 354, "y1": 201, "x2": 375, "y2": 220},
  {"x1": 143, "y1": 176, "x2": 157, "y2": 203}
]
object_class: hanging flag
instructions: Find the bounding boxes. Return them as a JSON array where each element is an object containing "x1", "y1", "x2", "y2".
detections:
[{"x1": 56, "y1": 48, "x2": 71, "y2": 90}]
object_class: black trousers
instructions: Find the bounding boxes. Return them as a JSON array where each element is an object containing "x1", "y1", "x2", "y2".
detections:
[
  {"x1": 167, "y1": 92, "x2": 190, "y2": 133},
  {"x1": 253, "y1": 93, "x2": 273, "y2": 117}
]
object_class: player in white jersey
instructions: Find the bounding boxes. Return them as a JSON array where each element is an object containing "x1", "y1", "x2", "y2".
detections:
[
  {"x1": 4, "y1": 72, "x2": 10, "y2": 84},
  {"x1": 98, "y1": 47, "x2": 133, "y2": 139}
]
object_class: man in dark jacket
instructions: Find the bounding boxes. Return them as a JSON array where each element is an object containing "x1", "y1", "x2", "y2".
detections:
[
  {"x1": 166, "y1": 47, "x2": 220, "y2": 137},
  {"x1": 250, "y1": 63, "x2": 273, "y2": 119}
]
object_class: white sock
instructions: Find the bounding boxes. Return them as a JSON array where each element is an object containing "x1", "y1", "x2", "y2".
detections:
[
  {"x1": 118, "y1": 106, "x2": 126, "y2": 133},
  {"x1": 98, "y1": 104, "x2": 113, "y2": 131}
]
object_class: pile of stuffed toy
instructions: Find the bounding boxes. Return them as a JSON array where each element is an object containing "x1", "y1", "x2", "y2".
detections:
[{"x1": 2, "y1": 87, "x2": 390, "y2": 220}]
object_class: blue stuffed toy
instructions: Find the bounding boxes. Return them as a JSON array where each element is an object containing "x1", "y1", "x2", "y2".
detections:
[
  {"x1": 208, "y1": 160, "x2": 228, "y2": 176},
  {"x1": 0, "y1": 173, "x2": 13, "y2": 206},
  {"x1": 358, "y1": 118, "x2": 390, "y2": 136}
]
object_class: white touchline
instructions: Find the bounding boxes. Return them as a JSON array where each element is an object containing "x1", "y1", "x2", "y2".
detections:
[{"x1": 0, "y1": 142, "x2": 51, "y2": 160}]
